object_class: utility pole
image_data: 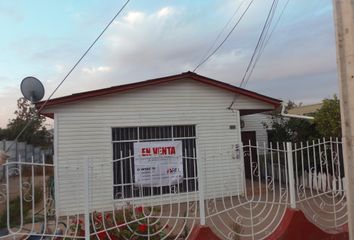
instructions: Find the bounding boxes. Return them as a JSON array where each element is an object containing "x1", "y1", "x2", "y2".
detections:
[{"x1": 332, "y1": 0, "x2": 354, "y2": 239}]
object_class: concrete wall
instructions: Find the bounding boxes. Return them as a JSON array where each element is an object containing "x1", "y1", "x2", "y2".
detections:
[{"x1": 0, "y1": 140, "x2": 52, "y2": 178}]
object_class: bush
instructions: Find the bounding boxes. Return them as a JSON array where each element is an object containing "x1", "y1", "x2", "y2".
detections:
[{"x1": 0, "y1": 186, "x2": 42, "y2": 228}]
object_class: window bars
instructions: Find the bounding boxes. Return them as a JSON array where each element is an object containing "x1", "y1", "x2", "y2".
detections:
[{"x1": 112, "y1": 125, "x2": 198, "y2": 199}]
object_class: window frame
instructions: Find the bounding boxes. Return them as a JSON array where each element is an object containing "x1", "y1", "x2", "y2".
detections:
[{"x1": 111, "y1": 125, "x2": 198, "y2": 200}]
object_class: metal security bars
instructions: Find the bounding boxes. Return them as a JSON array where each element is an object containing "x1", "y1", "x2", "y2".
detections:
[
  {"x1": 293, "y1": 139, "x2": 347, "y2": 229},
  {"x1": 205, "y1": 138, "x2": 347, "y2": 239},
  {"x1": 0, "y1": 138, "x2": 348, "y2": 240},
  {"x1": 205, "y1": 142, "x2": 290, "y2": 239},
  {"x1": 0, "y1": 156, "x2": 57, "y2": 239},
  {"x1": 112, "y1": 125, "x2": 198, "y2": 199}
]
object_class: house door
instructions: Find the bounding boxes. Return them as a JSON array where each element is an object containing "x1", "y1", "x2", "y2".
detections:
[{"x1": 241, "y1": 131, "x2": 257, "y2": 179}]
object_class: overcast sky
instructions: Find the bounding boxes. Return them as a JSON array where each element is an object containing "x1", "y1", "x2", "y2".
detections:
[{"x1": 0, "y1": 0, "x2": 337, "y2": 128}]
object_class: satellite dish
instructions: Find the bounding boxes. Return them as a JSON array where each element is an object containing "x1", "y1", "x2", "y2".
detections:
[{"x1": 20, "y1": 76, "x2": 45, "y2": 103}]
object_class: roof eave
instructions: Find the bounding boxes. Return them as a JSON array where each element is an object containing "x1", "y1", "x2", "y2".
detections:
[{"x1": 36, "y1": 72, "x2": 281, "y2": 117}]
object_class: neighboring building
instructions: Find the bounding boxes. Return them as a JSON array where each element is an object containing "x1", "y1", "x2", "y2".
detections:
[
  {"x1": 36, "y1": 72, "x2": 281, "y2": 215},
  {"x1": 240, "y1": 103, "x2": 322, "y2": 146},
  {"x1": 287, "y1": 103, "x2": 322, "y2": 116}
]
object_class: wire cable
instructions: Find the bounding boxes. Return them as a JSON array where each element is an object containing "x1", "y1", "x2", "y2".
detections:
[
  {"x1": 193, "y1": 0, "x2": 249, "y2": 71},
  {"x1": 228, "y1": 0, "x2": 284, "y2": 109},
  {"x1": 239, "y1": 0, "x2": 279, "y2": 88},
  {"x1": 263, "y1": 0, "x2": 291, "y2": 53},
  {"x1": 193, "y1": 0, "x2": 256, "y2": 72},
  {"x1": 39, "y1": 0, "x2": 130, "y2": 113},
  {"x1": 4, "y1": 0, "x2": 131, "y2": 153},
  {"x1": 241, "y1": 0, "x2": 290, "y2": 88}
]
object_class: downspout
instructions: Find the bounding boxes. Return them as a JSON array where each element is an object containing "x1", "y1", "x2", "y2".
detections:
[{"x1": 280, "y1": 102, "x2": 314, "y2": 120}]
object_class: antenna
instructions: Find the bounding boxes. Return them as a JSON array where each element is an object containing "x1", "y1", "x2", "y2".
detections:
[{"x1": 20, "y1": 76, "x2": 45, "y2": 103}]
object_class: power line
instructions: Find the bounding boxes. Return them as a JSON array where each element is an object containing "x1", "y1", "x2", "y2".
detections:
[
  {"x1": 193, "y1": 0, "x2": 249, "y2": 70},
  {"x1": 263, "y1": 0, "x2": 291, "y2": 52},
  {"x1": 193, "y1": 0, "x2": 256, "y2": 72},
  {"x1": 38, "y1": 0, "x2": 131, "y2": 113},
  {"x1": 239, "y1": 0, "x2": 279, "y2": 88},
  {"x1": 5, "y1": 0, "x2": 131, "y2": 153},
  {"x1": 228, "y1": 0, "x2": 288, "y2": 109},
  {"x1": 240, "y1": 0, "x2": 290, "y2": 88}
]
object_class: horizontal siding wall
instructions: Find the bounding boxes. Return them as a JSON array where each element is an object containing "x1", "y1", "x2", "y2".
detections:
[
  {"x1": 241, "y1": 113, "x2": 273, "y2": 144},
  {"x1": 49, "y1": 79, "x2": 274, "y2": 215}
]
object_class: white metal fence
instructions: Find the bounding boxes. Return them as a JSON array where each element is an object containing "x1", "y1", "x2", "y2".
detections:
[
  {"x1": 205, "y1": 138, "x2": 347, "y2": 239},
  {"x1": 0, "y1": 138, "x2": 348, "y2": 239},
  {"x1": 0, "y1": 140, "x2": 52, "y2": 179}
]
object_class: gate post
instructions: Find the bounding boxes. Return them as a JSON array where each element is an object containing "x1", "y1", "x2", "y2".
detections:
[
  {"x1": 84, "y1": 158, "x2": 90, "y2": 240},
  {"x1": 197, "y1": 154, "x2": 206, "y2": 225},
  {"x1": 238, "y1": 143, "x2": 245, "y2": 195},
  {"x1": 286, "y1": 142, "x2": 296, "y2": 209}
]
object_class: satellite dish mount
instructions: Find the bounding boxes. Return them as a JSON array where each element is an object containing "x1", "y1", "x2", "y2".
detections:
[{"x1": 20, "y1": 76, "x2": 45, "y2": 103}]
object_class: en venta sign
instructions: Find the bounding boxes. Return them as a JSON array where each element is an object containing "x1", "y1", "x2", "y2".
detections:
[{"x1": 133, "y1": 141, "x2": 183, "y2": 187}]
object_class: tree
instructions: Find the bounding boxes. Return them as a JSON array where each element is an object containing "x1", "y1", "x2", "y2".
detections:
[
  {"x1": 265, "y1": 115, "x2": 319, "y2": 143},
  {"x1": 264, "y1": 100, "x2": 319, "y2": 143},
  {"x1": 265, "y1": 96, "x2": 341, "y2": 143},
  {"x1": 0, "y1": 128, "x2": 6, "y2": 140},
  {"x1": 314, "y1": 95, "x2": 341, "y2": 138},
  {"x1": 2, "y1": 97, "x2": 52, "y2": 147}
]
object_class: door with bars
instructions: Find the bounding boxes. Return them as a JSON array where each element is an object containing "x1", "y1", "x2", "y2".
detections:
[{"x1": 112, "y1": 125, "x2": 198, "y2": 199}]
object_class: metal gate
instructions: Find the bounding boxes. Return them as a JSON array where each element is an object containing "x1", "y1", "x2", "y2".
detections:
[
  {"x1": 205, "y1": 138, "x2": 347, "y2": 239},
  {"x1": 0, "y1": 138, "x2": 348, "y2": 239}
]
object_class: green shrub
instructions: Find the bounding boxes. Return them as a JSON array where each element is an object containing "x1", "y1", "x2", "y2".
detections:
[{"x1": 0, "y1": 186, "x2": 42, "y2": 228}]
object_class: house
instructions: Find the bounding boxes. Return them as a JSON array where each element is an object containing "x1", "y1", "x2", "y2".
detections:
[{"x1": 36, "y1": 72, "x2": 281, "y2": 216}]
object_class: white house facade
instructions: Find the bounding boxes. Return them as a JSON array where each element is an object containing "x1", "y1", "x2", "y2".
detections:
[{"x1": 37, "y1": 72, "x2": 281, "y2": 216}]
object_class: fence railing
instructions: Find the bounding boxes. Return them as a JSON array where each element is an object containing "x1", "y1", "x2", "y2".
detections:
[
  {"x1": 0, "y1": 140, "x2": 52, "y2": 180},
  {"x1": 0, "y1": 138, "x2": 348, "y2": 240},
  {"x1": 292, "y1": 139, "x2": 347, "y2": 230}
]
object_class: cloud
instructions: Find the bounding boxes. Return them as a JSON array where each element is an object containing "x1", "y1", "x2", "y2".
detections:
[
  {"x1": 0, "y1": 3, "x2": 24, "y2": 23},
  {"x1": 82, "y1": 66, "x2": 111, "y2": 75},
  {"x1": 156, "y1": 7, "x2": 174, "y2": 18},
  {"x1": 0, "y1": 85, "x2": 20, "y2": 128},
  {"x1": 79, "y1": 1, "x2": 337, "y2": 100},
  {"x1": 203, "y1": 49, "x2": 245, "y2": 70},
  {"x1": 54, "y1": 64, "x2": 64, "y2": 73},
  {"x1": 0, "y1": 0, "x2": 338, "y2": 128},
  {"x1": 123, "y1": 11, "x2": 145, "y2": 25},
  {"x1": 105, "y1": 8, "x2": 208, "y2": 62},
  {"x1": 247, "y1": 69, "x2": 339, "y2": 105}
]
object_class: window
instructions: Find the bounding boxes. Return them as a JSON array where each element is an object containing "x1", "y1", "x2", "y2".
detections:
[{"x1": 112, "y1": 125, "x2": 198, "y2": 199}]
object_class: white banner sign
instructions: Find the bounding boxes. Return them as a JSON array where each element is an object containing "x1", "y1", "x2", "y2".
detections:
[{"x1": 133, "y1": 141, "x2": 183, "y2": 187}]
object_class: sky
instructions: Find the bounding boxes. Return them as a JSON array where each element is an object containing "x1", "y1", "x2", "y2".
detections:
[{"x1": 0, "y1": 0, "x2": 338, "y2": 128}]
